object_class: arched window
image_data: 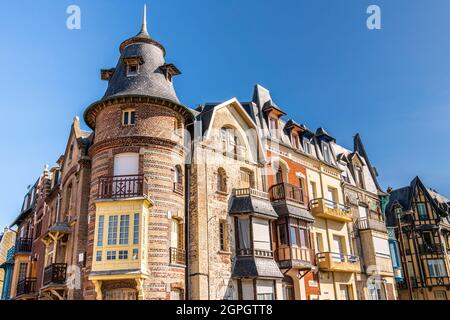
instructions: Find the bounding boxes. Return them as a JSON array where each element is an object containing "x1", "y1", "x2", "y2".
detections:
[
  {"x1": 217, "y1": 168, "x2": 227, "y2": 193},
  {"x1": 174, "y1": 165, "x2": 183, "y2": 194}
]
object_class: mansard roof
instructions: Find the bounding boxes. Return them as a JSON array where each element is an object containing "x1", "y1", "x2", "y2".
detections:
[{"x1": 11, "y1": 178, "x2": 40, "y2": 227}]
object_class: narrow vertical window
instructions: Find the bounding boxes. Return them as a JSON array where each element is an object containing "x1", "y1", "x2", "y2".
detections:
[
  {"x1": 107, "y1": 216, "x2": 118, "y2": 245},
  {"x1": 119, "y1": 215, "x2": 130, "y2": 245},
  {"x1": 96, "y1": 251, "x2": 102, "y2": 262},
  {"x1": 219, "y1": 220, "x2": 228, "y2": 252},
  {"x1": 217, "y1": 168, "x2": 227, "y2": 193},
  {"x1": 132, "y1": 249, "x2": 139, "y2": 260},
  {"x1": 303, "y1": 138, "x2": 311, "y2": 154},
  {"x1": 417, "y1": 203, "x2": 428, "y2": 220},
  {"x1": 133, "y1": 213, "x2": 140, "y2": 245},
  {"x1": 97, "y1": 216, "x2": 104, "y2": 246}
]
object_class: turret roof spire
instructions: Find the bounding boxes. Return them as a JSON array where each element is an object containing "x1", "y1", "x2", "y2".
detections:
[{"x1": 139, "y1": 4, "x2": 148, "y2": 36}]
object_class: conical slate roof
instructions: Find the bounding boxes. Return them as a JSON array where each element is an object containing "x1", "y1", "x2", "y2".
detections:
[{"x1": 102, "y1": 5, "x2": 179, "y2": 104}]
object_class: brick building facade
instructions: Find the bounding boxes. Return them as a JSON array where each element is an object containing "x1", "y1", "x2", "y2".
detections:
[{"x1": 5, "y1": 6, "x2": 405, "y2": 300}]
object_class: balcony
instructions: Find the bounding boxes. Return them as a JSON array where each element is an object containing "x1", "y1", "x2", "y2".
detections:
[
  {"x1": 316, "y1": 252, "x2": 360, "y2": 273},
  {"x1": 426, "y1": 276, "x2": 450, "y2": 287},
  {"x1": 43, "y1": 263, "x2": 67, "y2": 287},
  {"x1": 418, "y1": 243, "x2": 444, "y2": 255},
  {"x1": 15, "y1": 238, "x2": 32, "y2": 255},
  {"x1": 276, "y1": 246, "x2": 313, "y2": 270},
  {"x1": 397, "y1": 276, "x2": 419, "y2": 290},
  {"x1": 233, "y1": 188, "x2": 269, "y2": 199},
  {"x1": 229, "y1": 188, "x2": 278, "y2": 219},
  {"x1": 310, "y1": 198, "x2": 352, "y2": 222},
  {"x1": 170, "y1": 247, "x2": 186, "y2": 265},
  {"x1": 16, "y1": 278, "x2": 36, "y2": 297},
  {"x1": 97, "y1": 174, "x2": 148, "y2": 200},
  {"x1": 356, "y1": 216, "x2": 387, "y2": 233},
  {"x1": 269, "y1": 183, "x2": 308, "y2": 205},
  {"x1": 237, "y1": 248, "x2": 274, "y2": 258}
]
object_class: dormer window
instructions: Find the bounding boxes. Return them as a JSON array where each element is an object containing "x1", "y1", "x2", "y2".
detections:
[
  {"x1": 355, "y1": 166, "x2": 365, "y2": 189},
  {"x1": 127, "y1": 64, "x2": 139, "y2": 76},
  {"x1": 292, "y1": 133, "x2": 300, "y2": 149},
  {"x1": 303, "y1": 138, "x2": 311, "y2": 155},
  {"x1": 122, "y1": 109, "x2": 136, "y2": 126},
  {"x1": 160, "y1": 64, "x2": 181, "y2": 84},
  {"x1": 269, "y1": 117, "x2": 279, "y2": 138},
  {"x1": 123, "y1": 56, "x2": 144, "y2": 77},
  {"x1": 322, "y1": 143, "x2": 331, "y2": 164}
]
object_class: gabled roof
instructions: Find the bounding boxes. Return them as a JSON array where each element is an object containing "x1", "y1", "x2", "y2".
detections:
[
  {"x1": 354, "y1": 133, "x2": 385, "y2": 194},
  {"x1": 385, "y1": 177, "x2": 450, "y2": 227}
]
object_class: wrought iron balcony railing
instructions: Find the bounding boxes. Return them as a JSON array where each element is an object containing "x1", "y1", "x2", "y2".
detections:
[
  {"x1": 16, "y1": 278, "x2": 36, "y2": 297},
  {"x1": 170, "y1": 247, "x2": 186, "y2": 265},
  {"x1": 43, "y1": 263, "x2": 67, "y2": 286},
  {"x1": 15, "y1": 238, "x2": 33, "y2": 254},
  {"x1": 97, "y1": 174, "x2": 147, "y2": 200},
  {"x1": 269, "y1": 183, "x2": 308, "y2": 205},
  {"x1": 418, "y1": 243, "x2": 444, "y2": 255}
]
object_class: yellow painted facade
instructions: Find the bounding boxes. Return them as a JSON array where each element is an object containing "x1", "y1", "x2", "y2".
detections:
[{"x1": 89, "y1": 198, "x2": 152, "y2": 300}]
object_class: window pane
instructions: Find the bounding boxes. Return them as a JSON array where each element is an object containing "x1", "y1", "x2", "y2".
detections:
[
  {"x1": 119, "y1": 215, "x2": 129, "y2": 245},
  {"x1": 130, "y1": 111, "x2": 136, "y2": 125},
  {"x1": 97, "y1": 216, "x2": 104, "y2": 246},
  {"x1": 133, "y1": 214, "x2": 139, "y2": 245},
  {"x1": 132, "y1": 249, "x2": 139, "y2": 260},
  {"x1": 290, "y1": 226, "x2": 298, "y2": 246},
  {"x1": 107, "y1": 216, "x2": 118, "y2": 245},
  {"x1": 278, "y1": 224, "x2": 288, "y2": 246},
  {"x1": 119, "y1": 250, "x2": 128, "y2": 260},
  {"x1": 123, "y1": 111, "x2": 129, "y2": 125},
  {"x1": 238, "y1": 218, "x2": 250, "y2": 250},
  {"x1": 96, "y1": 251, "x2": 102, "y2": 262},
  {"x1": 417, "y1": 203, "x2": 427, "y2": 220}
]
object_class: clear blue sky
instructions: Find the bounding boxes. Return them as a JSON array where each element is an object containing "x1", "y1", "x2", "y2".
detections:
[{"x1": 1, "y1": 0, "x2": 450, "y2": 227}]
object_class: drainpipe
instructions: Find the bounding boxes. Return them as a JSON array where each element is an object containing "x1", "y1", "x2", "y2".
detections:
[{"x1": 184, "y1": 121, "x2": 195, "y2": 301}]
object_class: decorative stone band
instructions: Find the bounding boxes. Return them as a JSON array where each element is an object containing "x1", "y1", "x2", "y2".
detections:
[
  {"x1": 83, "y1": 95, "x2": 194, "y2": 130},
  {"x1": 88, "y1": 136, "x2": 187, "y2": 158}
]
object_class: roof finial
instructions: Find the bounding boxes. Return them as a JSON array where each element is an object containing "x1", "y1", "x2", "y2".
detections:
[{"x1": 141, "y1": 4, "x2": 148, "y2": 35}]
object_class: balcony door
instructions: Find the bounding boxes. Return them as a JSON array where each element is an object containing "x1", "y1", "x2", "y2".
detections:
[
  {"x1": 332, "y1": 235, "x2": 345, "y2": 262},
  {"x1": 113, "y1": 153, "x2": 139, "y2": 195},
  {"x1": 114, "y1": 153, "x2": 139, "y2": 176},
  {"x1": 326, "y1": 187, "x2": 338, "y2": 209}
]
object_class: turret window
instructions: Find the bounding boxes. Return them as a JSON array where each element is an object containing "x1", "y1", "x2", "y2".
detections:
[
  {"x1": 122, "y1": 109, "x2": 136, "y2": 126},
  {"x1": 127, "y1": 64, "x2": 139, "y2": 76}
]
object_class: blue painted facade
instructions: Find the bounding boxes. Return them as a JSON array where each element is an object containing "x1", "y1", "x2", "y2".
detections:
[
  {"x1": 381, "y1": 195, "x2": 403, "y2": 282},
  {"x1": 1, "y1": 246, "x2": 15, "y2": 300}
]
